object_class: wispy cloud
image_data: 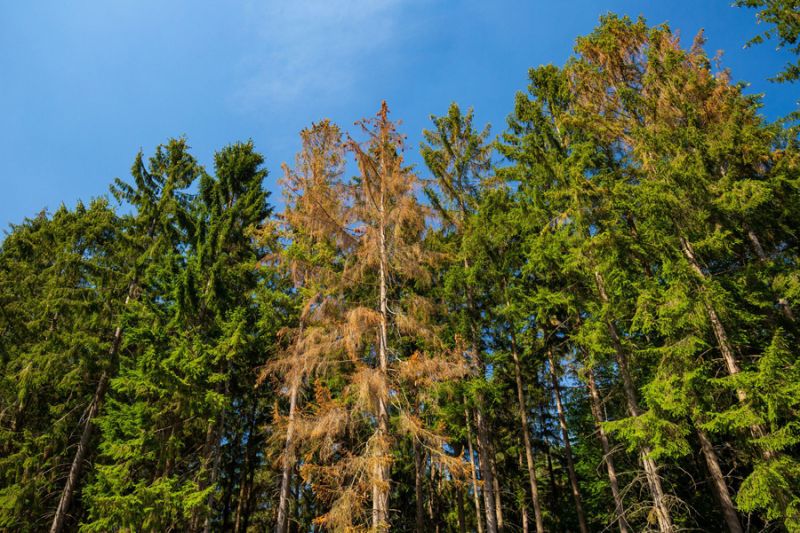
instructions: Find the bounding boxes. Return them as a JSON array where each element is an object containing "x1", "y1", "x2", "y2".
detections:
[{"x1": 233, "y1": 0, "x2": 415, "y2": 109}]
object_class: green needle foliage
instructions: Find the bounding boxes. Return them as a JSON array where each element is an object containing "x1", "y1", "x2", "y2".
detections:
[{"x1": 2, "y1": 10, "x2": 800, "y2": 532}]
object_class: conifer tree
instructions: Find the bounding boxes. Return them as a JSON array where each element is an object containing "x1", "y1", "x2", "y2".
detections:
[{"x1": 0, "y1": 200, "x2": 125, "y2": 532}]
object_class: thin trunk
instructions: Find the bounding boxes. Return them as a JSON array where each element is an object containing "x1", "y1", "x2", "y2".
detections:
[
  {"x1": 586, "y1": 368, "x2": 629, "y2": 533},
  {"x1": 427, "y1": 454, "x2": 436, "y2": 522},
  {"x1": 510, "y1": 333, "x2": 545, "y2": 533},
  {"x1": 492, "y1": 455, "x2": 503, "y2": 531},
  {"x1": 414, "y1": 440, "x2": 425, "y2": 532},
  {"x1": 476, "y1": 406, "x2": 499, "y2": 533},
  {"x1": 696, "y1": 426, "x2": 743, "y2": 533},
  {"x1": 49, "y1": 371, "x2": 110, "y2": 533},
  {"x1": 294, "y1": 466, "x2": 302, "y2": 531},
  {"x1": 465, "y1": 262, "x2": 497, "y2": 532},
  {"x1": 547, "y1": 350, "x2": 589, "y2": 533},
  {"x1": 456, "y1": 475, "x2": 467, "y2": 533},
  {"x1": 50, "y1": 289, "x2": 131, "y2": 533},
  {"x1": 276, "y1": 375, "x2": 300, "y2": 533},
  {"x1": 518, "y1": 449, "x2": 530, "y2": 533},
  {"x1": 233, "y1": 473, "x2": 249, "y2": 533},
  {"x1": 372, "y1": 160, "x2": 391, "y2": 531},
  {"x1": 679, "y1": 238, "x2": 744, "y2": 394},
  {"x1": 221, "y1": 431, "x2": 238, "y2": 531},
  {"x1": 539, "y1": 401, "x2": 559, "y2": 525},
  {"x1": 465, "y1": 406, "x2": 484, "y2": 533},
  {"x1": 234, "y1": 405, "x2": 257, "y2": 533},
  {"x1": 522, "y1": 504, "x2": 529, "y2": 533},
  {"x1": 746, "y1": 229, "x2": 795, "y2": 322},
  {"x1": 201, "y1": 372, "x2": 229, "y2": 533},
  {"x1": 594, "y1": 270, "x2": 675, "y2": 533}
]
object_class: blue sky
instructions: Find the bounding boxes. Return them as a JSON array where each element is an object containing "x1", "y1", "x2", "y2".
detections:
[{"x1": 1, "y1": 1, "x2": 796, "y2": 228}]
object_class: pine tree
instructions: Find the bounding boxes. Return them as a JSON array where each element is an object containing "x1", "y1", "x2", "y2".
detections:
[{"x1": 0, "y1": 200, "x2": 126, "y2": 531}]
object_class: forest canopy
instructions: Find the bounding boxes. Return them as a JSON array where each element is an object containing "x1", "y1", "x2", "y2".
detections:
[{"x1": 1, "y1": 9, "x2": 800, "y2": 533}]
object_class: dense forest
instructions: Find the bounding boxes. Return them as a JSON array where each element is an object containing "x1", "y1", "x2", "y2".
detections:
[{"x1": 2, "y1": 6, "x2": 800, "y2": 533}]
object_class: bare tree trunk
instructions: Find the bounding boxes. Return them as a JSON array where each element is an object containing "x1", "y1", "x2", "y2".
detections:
[
  {"x1": 586, "y1": 368, "x2": 629, "y2": 533},
  {"x1": 415, "y1": 440, "x2": 425, "y2": 532},
  {"x1": 492, "y1": 456, "x2": 503, "y2": 531},
  {"x1": 745, "y1": 229, "x2": 795, "y2": 322},
  {"x1": 465, "y1": 406, "x2": 484, "y2": 533},
  {"x1": 594, "y1": 270, "x2": 675, "y2": 533},
  {"x1": 538, "y1": 401, "x2": 559, "y2": 520},
  {"x1": 547, "y1": 350, "x2": 589, "y2": 533},
  {"x1": 49, "y1": 370, "x2": 110, "y2": 533},
  {"x1": 522, "y1": 505, "x2": 529, "y2": 533},
  {"x1": 518, "y1": 448, "x2": 530, "y2": 533},
  {"x1": 454, "y1": 445, "x2": 467, "y2": 533},
  {"x1": 462, "y1": 248, "x2": 497, "y2": 533},
  {"x1": 510, "y1": 334, "x2": 545, "y2": 533},
  {"x1": 476, "y1": 406, "x2": 499, "y2": 533},
  {"x1": 696, "y1": 426, "x2": 743, "y2": 533},
  {"x1": 276, "y1": 375, "x2": 301, "y2": 533},
  {"x1": 50, "y1": 288, "x2": 132, "y2": 533},
  {"x1": 372, "y1": 172, "x2": 391, "y2": 531},
  {"x1": 234, "y1": 404, "x2": 257, "y2": 533}
]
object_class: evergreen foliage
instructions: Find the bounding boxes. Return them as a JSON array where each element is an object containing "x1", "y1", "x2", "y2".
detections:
[{"x1": 2, "y1": 8, "x2": 799, "y2": 531}]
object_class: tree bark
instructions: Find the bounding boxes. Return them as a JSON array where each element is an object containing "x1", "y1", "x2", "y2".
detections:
[
  {"x1": 50, "y1": 289, "x2": 131, "y2": 533},
  {"x1": 518, "y1": 449, "x2": 530, "y2": 533},
  {"x1": 586, "y1": 368, "x2": 629, "y2": 533},
  {"x1": 276, "y1": 374, "x2": 301, "y2": 533},
  {"x1": 465, "y1": 406, "x2": 484, "y2": 533},
  {"x1": 510, "y1": 333, "x2": 545, "y2": 533},
  {"x1": 547, "y1": 349, "x2": 589, "y2": 533},
  {"x1": 491, "y1": 455, "x2": 503, "y2": 530},
  {"x1": 49, "y1": 370, "x2": 110, "y2": 533},
  {"x1": 679, "y1": 238, "x2": 745, "y2": 394},
  {"x1": 594, "y1": 270, "x2": 675, "y2": 533},
  {"x1": 462, "y1": 237, "x2": 498, "y2": 533},
  {"x1": 372, "y1": 152, "x2": 391, "y2": 531},
  {"x1": 696, "y1": 426, "x2": 743, "y2": 533},
  {"x1": 538, "y1": 400, "x2": 559, "y2": 528},
  {"x1": 234, "y1": 404, "x2": 257, "y2": 533},
  {"x1": 454, "y1": 444, "x2": 467, "y2": 533},
  {"x1": 414, "y1": 440, "x2": 425, "y2": 532},
  {"x1": 476, "y1": 406, "x2": 499, "y2": 533}
]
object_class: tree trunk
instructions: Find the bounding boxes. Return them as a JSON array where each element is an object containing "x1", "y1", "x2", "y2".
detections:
[
  {"x1": 463, "y1": 245, "x2": 497, "y2": 533},
  {"x1": 539, "y1": 400, "x2": 559, "y2": 527},
  {"x1": 453, "y1": 443, "x2": 467, "y2": 533},
  {"x1": 465, "y1": 406, "x2": 484, "y2": 533},
  {"x1": 372, "y1": 173, "x2": 391, "y2": 531},
  {"x1": 492, "y1": 455, "x2": 503, "y2": 531},
  {"x1": 594, "y1": 270, "x2": 675, "y2": 533},
  {"x1": 476, "y1": 405, "x2": 499, "y2": 533},
  {"x1": 679, "y1": 238, "x2": 745, "y2": 394},
  {"x1": 50, "y1": 288, "x2": 132, "y2": 533},
  {"x1": 547, "y1": 350, "x2": 589, "y2": 533},
  {"x1": 679, "y1": 238, "x2": 776, "y2": 451},
  {"x1": 457, "y1": 481, "x2": 467, "y2": 533},
  {"x1": 586, "y1": 368, "x2": 629, "y2": 533},
  {"x1": 414, "y1": 440, "x2": 425, "y2": 532},
  {"x1": 510, "y1": 334, "x2": 545, "y2": 533},
  {"x1": 517, "y1": 449, "x2": 530, "y2": 533},
  {"x1": 49, "y1": 370, "x2": 110, "y2": 533},
  {"x1": 746, "y1": 229, "x2": 795, "y2": 322},
  {"x1": 696, "y1": 426, "x2": 743, "y2": 533},
  {"x1": 233, "y1": 410, "x2": 256, "y2": 533},
  {"x1": 276, "y1": 375, "x2": 300, "y2": 533}
]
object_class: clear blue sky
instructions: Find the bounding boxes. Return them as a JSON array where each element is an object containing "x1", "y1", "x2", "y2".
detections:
[{"x1": 1, "y1": 1, "x2": 796, "y2": 228}]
